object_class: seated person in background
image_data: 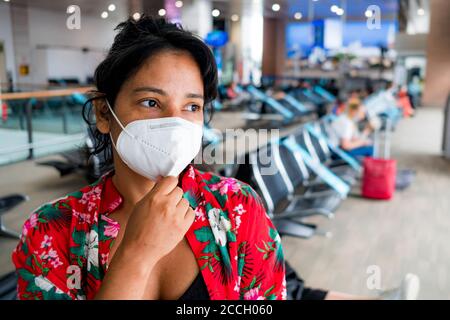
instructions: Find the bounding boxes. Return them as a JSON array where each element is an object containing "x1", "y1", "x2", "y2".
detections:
[{"x1": 330, "y1": 97, "x2": 374, "y2": 159}]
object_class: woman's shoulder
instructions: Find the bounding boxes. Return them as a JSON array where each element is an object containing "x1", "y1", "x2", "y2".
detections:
[
  {"x1": 188, "y1": 166, "x2": 268, "y2": 230},
  {"x1": 18, "y1": 175, "x2": 109, "y2": 243}
]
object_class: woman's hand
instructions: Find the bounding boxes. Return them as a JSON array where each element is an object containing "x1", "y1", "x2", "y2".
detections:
[
  {"x1": 95, "y1": 176, "x2": 195, "y2": 299},
  {"x1": 120, "y1": 176, "x2": 196, "y2": 261}
]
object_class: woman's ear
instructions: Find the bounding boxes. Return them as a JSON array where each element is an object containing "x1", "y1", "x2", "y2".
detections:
[{"x1": 93, "y1": 98, "x2": 111, "y2": 134}]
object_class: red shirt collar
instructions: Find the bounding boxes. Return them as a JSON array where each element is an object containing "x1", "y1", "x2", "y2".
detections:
[
  {"x1": 99, "y1": 171, "x2": 123, "y2": 215},
  {"x1": 98, "y1": 165, "x2": 193, "y2": 216}
]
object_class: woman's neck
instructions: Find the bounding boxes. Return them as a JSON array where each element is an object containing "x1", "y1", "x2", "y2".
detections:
[{"x1": 111, "y1": 158, "x2": 156, "y2": 210}]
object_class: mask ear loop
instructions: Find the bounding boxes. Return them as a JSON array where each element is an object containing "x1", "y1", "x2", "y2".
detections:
[{"x1": 105, "y1": 99, "x2": 135, "y2": 142}]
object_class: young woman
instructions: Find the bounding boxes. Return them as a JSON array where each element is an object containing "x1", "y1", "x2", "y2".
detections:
[{"x1": 12, "y1": 16, "x2": 286, "y2": 300}]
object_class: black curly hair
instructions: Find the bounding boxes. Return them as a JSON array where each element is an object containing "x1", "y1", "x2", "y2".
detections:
[{"x1": 82, "y1": 15, "x2": 218, "y2": 167}]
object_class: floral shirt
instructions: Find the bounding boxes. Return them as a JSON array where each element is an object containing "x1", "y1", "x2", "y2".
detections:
[{"x1": 12, "y1": 165, "x2": 286, "y2": 300}]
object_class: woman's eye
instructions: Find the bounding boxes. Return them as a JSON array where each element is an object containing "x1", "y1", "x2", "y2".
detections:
[
  {"x1": 140, "y1": 99, "x2": 158, "y2": 108},
  {"x1": 186, "y1": 104, "x2": 201, "y2": 112}
]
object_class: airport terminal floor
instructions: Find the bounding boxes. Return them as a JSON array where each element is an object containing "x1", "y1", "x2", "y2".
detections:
[{"x1": 1, "y1": 106, "x2": 449, "y2": 299}]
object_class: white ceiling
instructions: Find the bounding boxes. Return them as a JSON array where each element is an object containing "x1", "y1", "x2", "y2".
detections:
[{"x1": 7, "y1": 0, "x2": 128, "y2": 16}]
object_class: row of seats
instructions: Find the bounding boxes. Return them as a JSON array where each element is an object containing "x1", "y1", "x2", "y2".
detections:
[{"x1": 234, "y1": 117, "x2": 361, "y2": 239}]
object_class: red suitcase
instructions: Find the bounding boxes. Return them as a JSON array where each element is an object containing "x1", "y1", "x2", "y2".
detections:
[
  {"x1": 362, "y1": 157, "x2": 397, "y2": 199},
  {"x1": 362, "y1": 120, "x2": 397, "y2": 200}
]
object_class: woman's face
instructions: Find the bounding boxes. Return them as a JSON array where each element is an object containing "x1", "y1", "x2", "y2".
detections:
[{"x1": 100, "y1": 50, "x2": 205, "y2": 141}]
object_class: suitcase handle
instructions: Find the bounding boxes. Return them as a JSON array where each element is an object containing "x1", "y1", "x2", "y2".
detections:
[{"x1": 373, "y1": 118, "x2": 392, "y2": 159}]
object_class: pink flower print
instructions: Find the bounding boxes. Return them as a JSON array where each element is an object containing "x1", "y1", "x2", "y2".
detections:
[
  {"x1": 235, "y1": 215, "x2": 242, "y2": 234},
  {"x1": 47, "y1": 248, "x2": 58, "y2": 259},
  {"x1": 188, "y1": 166, "x2": 195, "y2": 179},
  {"x1": 194, "y1": 206, "x2": 206, "y2": 222},
  {"x1": 40, "y1": 235, "x2": 53, "y2": 249},
  {"x1": 101, "y1": 253, "x2": 109, "y2": 266},
  {"x1": 232, "y1": 204, "x2": 246, "y2": 234},
  {"x1": 22, "y1": 213, "x2": 38, "y2": 237},
  {"x1": 102, "y1": 215, "x2": 120, "y2": 238},
  {"x1": 210, "y1": 178, "x2": 241, "y2": 195},
  {"x1": 73, "y1": 210, "x2": 92, "y2": 224},
  {"x1": 244, "y1": 287, "x2": 264, "y2": 300},
  {"x1": 29, "y1": 213, "x2": 38, "y2": 228},
  {"x1": 79, "y1": 186, "x2": 102, "y2": 212},
  {"x1": 39, "y1": 251, "x2": 49, "y2": 261},
  {"x1": 234, "y1": 276, "x2": 241, "y2": 293},
  {"x1": 50, "y1": 257, "x2": 63, "y2": 268},
  {"x1": 233, "y1": 204, "x2": 246, "y2": 216},
  {"x1": 87, "y1": 201, "x2": 97, "y2": 213}
]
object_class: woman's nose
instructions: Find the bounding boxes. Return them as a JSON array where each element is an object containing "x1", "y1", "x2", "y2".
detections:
[{"x1": 162, "y1": 106, "x2": 182, "y2": 118}]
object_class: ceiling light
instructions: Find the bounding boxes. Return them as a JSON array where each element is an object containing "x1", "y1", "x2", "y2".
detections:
[
  {"x1": 365, "y1": 9, "x2": 373, "y2": 17},
  {"x1": 132, "y1": 12, "x2": 141, "y2": 20},
  {"x1": 67, "y1": 5, "x2": 76, "y2": 13},
  {"x1": 231, "y1": 14, "x2": 239, "y2": 22},
  {"x1": 331, "y1": 5, "x2": 339, "y2": 13},
  {"x1": 175, "y1": 1, "x2": 183, "y2": 8},
  {"x1": 101, "y1": 11, "x2": 108, "y2": 19},
  {"x1": 336, "y1": 8, "x2": 344, "y2": 16},
  {"x1": 417, "y1": 8, "x2": 425, "y2": 16},
  {"x1": 108, "y1": 4, "x2": 116, "y2": 12},
  {"x1": 158, "y1": 8, "x2": 166, "y2": 16},
  {"x1": 294, "y1": 12, "x2": 302, "y2": 20},
  {"x1": 272, "y1": 3, "x2": 280, "y2": 12},
  {"x1": 212, "y1": 9, "x2": 220, "y2": 17}
]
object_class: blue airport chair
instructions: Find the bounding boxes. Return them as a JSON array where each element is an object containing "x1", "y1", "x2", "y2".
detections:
[{"x1": 246, "y1": 85, "x2": 294, "y2": 120}]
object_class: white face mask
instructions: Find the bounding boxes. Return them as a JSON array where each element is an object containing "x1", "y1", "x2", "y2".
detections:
[{"x1": 106, "y1": 101, "x2": 203, "y2": 181}]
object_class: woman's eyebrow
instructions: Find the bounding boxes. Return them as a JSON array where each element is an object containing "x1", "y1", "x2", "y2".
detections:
[
  {"x1": 186, "y1": 93, "x2": 204, "y2": 100},
  {"x1": 133, "y1": 86, "x2": 166, "y2": 95},
  {"x1": 133, "y1": 86, "x2": 204, "y2": 100}
]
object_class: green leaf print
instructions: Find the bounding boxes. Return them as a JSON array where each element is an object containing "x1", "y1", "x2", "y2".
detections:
[
  {"x1": 264, "y1": 285, "x2": 275, "y2": 297},
  {"x1": 226, "y1": 230, "x2": 236, "y2": 243},
  {"x1": 249, "y1": 276, "x2": 256, "y2": 288},
  {"x1": 37, "y1": 204, "x2": 64, "y2": 222},
  {"x1": 204, "y1": 174, "x2": 221, "y2": 185},
  {"x1": 194, "y1": 226, "x2": 218, "y2": 254},
  {"x1": 269, "y1": 228, "x2": 279, "y2": 241},
  {"x1": 213, "y1": 252, "x2": 221, "y2": 261},
  {"x1": 218, "y1": 245, "x2": 231, "y2": 272},
  {"x1": 41, "y1": 287, "x2": 72, "y2": 300},
  {"x1": 209, "y1": 189, "x2": 227, "y2": 208},
  {"x1": 18, "y1": 268, "x2": 35, "y2": 282},
  {"x1": 183, "y1": 190, "x2": 198, "y2": 208},
  {"x1": 238, "y1": 256, "x2": 245, "y2": 277},
  {"x1": 194, "y1": 226, "x2": 215, "y2": 242},
  {"x1": 67, "y1": 191, "x2": 83, "y2": 199},
  {"x1": 98, "y1": 218, "x2": 111, "y2": 242},
  {"x1": 70, "y1": 230, "x2": 87, "y2": 258},
  {"x1": 89, "y1": 264, "x2": 102, "y2": 280},
  {"x1": 21, "y1": 241, "x2": 29, "y2": 255}
]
